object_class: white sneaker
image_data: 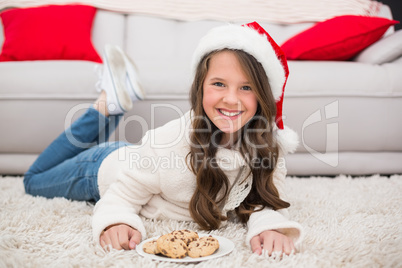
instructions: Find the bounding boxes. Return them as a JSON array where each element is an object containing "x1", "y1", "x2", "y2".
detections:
[
  {"x1": 96, "y1": 45, "x2": 132, "y2": 115},
  {"x1": 115, "y1": 46, "x2": 145, "y2": 102}
]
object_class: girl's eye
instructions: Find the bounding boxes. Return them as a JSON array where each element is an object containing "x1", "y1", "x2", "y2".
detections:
[
  {"x1": 213, "y1": 82, "x2": 225, "y2": 87},
  {"x1": 241, "y1": 86, "x2": 252, "y2": 91}
]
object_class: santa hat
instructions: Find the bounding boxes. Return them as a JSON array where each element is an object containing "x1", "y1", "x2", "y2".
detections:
[{"x1": 191, "y1": 21, "x2": 298, "y2": 154}]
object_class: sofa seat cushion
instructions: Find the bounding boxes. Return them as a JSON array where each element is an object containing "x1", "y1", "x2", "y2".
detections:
[
  {"x1": 3, "y1": 60, "x2": 400, "y2": 99},
  {"x1": 0, "y1": 61, "x2": 99, "y2": 98},
  {"x1": 116, "y1": 59, "x2": 402, "y2": 99},
  {"x1": 286, "y1": 61, "x2": 402, "y2": 97}
]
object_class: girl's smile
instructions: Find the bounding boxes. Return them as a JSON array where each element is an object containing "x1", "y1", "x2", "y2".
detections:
[
  {"x1": 217, "y1": 108, "x2": 243, "y2": 118},
  {"x1": 202, "y1": 50, "x2": 258, "y2": 143}
]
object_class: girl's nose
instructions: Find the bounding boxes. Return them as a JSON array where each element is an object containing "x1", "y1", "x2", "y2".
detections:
[{"x1": 223, "y1": 88, "x2": 240, "y2": 105}]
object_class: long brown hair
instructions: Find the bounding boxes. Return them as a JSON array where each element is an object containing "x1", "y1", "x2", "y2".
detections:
[{"x1": 187, "y1": 49, "x2": 290, "y2": 230}]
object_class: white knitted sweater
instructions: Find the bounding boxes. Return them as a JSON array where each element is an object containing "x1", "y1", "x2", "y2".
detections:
[{"x1": 92, "y1": 111, "x2": 303, "y2": 247}]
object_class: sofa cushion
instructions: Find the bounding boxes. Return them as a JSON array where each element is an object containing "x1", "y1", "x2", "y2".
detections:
[
  {"x1": 125, "y1": 15, "x2": 223, "y2": 98},
  {"x1": 281, "y1": 15, "x2": 398, "y2": 61},
  {"x1": 286, "y1": 61, "x2": 402, "y2": 96},
  {"x1": 354, "y1": 30, "x2": 402, "y2": 64},
  {"x1": 124, "y1": 16, "x2": 314, "y2": 99},
  {"x1": 91, "y1": 10, "x2": 126, "y2": 55},
  {"x1": 0, "y1": 61, "x2": 99, "y2": 97},
  {"x1": 0, "y1": 4, "x2": 101, "y2": 63}
]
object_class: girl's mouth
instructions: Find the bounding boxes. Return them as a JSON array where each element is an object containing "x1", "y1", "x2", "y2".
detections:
[{"x1": 217, "y1": 108, "x2": 243, "y2": 118}]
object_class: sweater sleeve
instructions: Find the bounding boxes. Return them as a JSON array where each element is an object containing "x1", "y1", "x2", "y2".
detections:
[
  {"x1": 245, "y1": 157, "x2": 304, "y2": 247},
  {"x1": 92, "y1": 143, "x2": 161, "y2": 246}
]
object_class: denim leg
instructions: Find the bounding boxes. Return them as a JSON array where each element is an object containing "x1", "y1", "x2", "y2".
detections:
[
  {"x1": 24, "y1": 141, "x2": 130, "y2": 202},
  {"x1": 26, "y1": 107, "x2": 121, "y2": 175},
  {"x1": 24, "y1": 107, "x2": 126, "y2": 201}
]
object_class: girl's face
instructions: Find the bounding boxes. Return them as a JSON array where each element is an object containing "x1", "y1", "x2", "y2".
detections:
[{"x1": 202, "y1": 50, "x2": 258, "y2": 141}]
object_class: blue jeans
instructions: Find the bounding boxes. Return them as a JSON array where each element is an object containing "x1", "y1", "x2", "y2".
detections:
[{"x1": 24, "y1": 107, "x2": 130, "y2": 202}]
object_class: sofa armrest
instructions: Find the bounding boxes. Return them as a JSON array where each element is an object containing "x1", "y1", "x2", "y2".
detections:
[{"x1": 354, "y1": 29, "x2": 402, "y2": 65}]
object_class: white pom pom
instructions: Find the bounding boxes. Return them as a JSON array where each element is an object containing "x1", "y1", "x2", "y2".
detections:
[{"x1": 275, "y1": 126, "x2": 299, "y2": 154}]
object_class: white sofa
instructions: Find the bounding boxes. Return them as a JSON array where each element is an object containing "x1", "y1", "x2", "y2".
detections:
[{"x1": 1, "y1": 4, "x2": 401, "y2": 175}]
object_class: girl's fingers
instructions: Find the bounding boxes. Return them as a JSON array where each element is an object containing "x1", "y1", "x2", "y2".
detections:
[
  {"x1": 250, "y1": 236, "x2": 262, "y2": 255},
  {"x1": 253, "y1": 230, "x2": 296, "y2": 257},
  {"x1": 282, "y1": 237, "x2": 292, "y2": 255},
  {"x1": 262, "y1": 232, "x2": 275, "y2": 256},
  {"x1": 272, "y1": 235, "x2": 283, "y2": 255},
  {"x1": 109, "y1": 229, "x2": 123, "y2": 250},
  {"x1": 129, "y1": 229, "x2": 142, "y2": 249},
  {"x1": 289, "y1": 239, "x2": 295, "y2": 254},
  {"x1": 118, "y1": 228, "x2": 130, "y2": 250},
  {"x1": 100, "y1": 233, "x2": 112, "y2": 251},
  {"x1": 100, "y1": 225, "x2": 141, "y2": 251}
]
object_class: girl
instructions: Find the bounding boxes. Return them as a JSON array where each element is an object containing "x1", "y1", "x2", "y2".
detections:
[{"x1": 24, "y1": 22, "x2": 303, "y2": 256}]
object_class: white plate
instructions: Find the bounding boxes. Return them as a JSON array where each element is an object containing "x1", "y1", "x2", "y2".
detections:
[{"x1": 136, "y1": 234, "x2": 235, "y2": 263}]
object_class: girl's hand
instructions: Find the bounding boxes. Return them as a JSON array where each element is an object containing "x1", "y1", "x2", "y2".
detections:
[
  {"x1": 100, "y1": 224, "x2": 142, "y2": 250},
  {"x1": 250, "y1": 230, "x2": 295, "y2": 256}
]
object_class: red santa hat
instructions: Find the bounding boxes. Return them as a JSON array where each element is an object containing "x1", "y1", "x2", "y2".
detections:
[{"x1": 191, "y1": 21, "x2": 298, "y2": 154}]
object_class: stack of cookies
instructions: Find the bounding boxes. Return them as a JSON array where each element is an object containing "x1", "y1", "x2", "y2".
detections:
[{"x1": 142, "y1": 229, "x2": 220, "y2": 259}]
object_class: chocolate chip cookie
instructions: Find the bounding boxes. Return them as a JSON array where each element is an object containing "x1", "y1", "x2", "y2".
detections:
[
  {"x1": 156, "y1": 233, "x2": 188, "y2": 259},
  {"x1": 142, "y1": 239, "x2": 160, "y2": 254},
  {"x1": 170, "y1": 229, "x2": 199, "y2": 245},
  {"x1": 187, "y1": 236, "x2": 219, "y2": 258}
]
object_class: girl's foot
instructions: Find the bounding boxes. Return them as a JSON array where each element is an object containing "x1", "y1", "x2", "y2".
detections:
[
  {"x1": 95, "y1": 45, "x2": 145, "y2": 115},
  {"x1": 116, "y1": 46, "x2": 145, "y2": 102},
  {"x1": 93, "y1": 91, "x2": 109, "y2": 117}
]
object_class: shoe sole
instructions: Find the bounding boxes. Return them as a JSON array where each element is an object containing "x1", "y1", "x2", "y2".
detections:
[
  {"x1": 115, "y1": 46, "x2": 145, "y2": 101},
  {"x1": 124, "y1": 56, "x2": 146, "y2": 100},
  {"x1": 104, "y1": 45, "x2": 133, "y2": 112}
]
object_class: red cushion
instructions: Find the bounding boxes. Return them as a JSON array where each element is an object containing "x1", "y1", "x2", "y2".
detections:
[
  {"x1": 281, "y1": 16, "x2": 399, "y2": 61},
  {"x1": 0, "y1": 4, "x2": 102, "y2": 63}
]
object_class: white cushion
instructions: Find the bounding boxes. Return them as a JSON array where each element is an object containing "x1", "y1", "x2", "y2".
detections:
[
  {"x1": 284, "y1": 60, "x2": 402, "y2": 96},
  {"x1": 125, "y1": 15, "x2": 223, "y2": 98},
  {"x1": 354, "y1": 30, "x2": 402, "y2": 64},
  {"x1": 92, "y1": 10, "x2": 125, "y2": 53},
  {"x1": 0, "y1": 61, "x2": 99, "y2": 96}
]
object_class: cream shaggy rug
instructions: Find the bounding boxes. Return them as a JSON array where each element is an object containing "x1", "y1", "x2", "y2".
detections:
[{"x1": 1, "y1": 175, "x2": 401, "y2": 268}]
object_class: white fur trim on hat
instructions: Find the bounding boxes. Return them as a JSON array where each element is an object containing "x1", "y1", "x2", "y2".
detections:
[{"x1": 191, "y1": 24, "x2": 286, "y2": 101}]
